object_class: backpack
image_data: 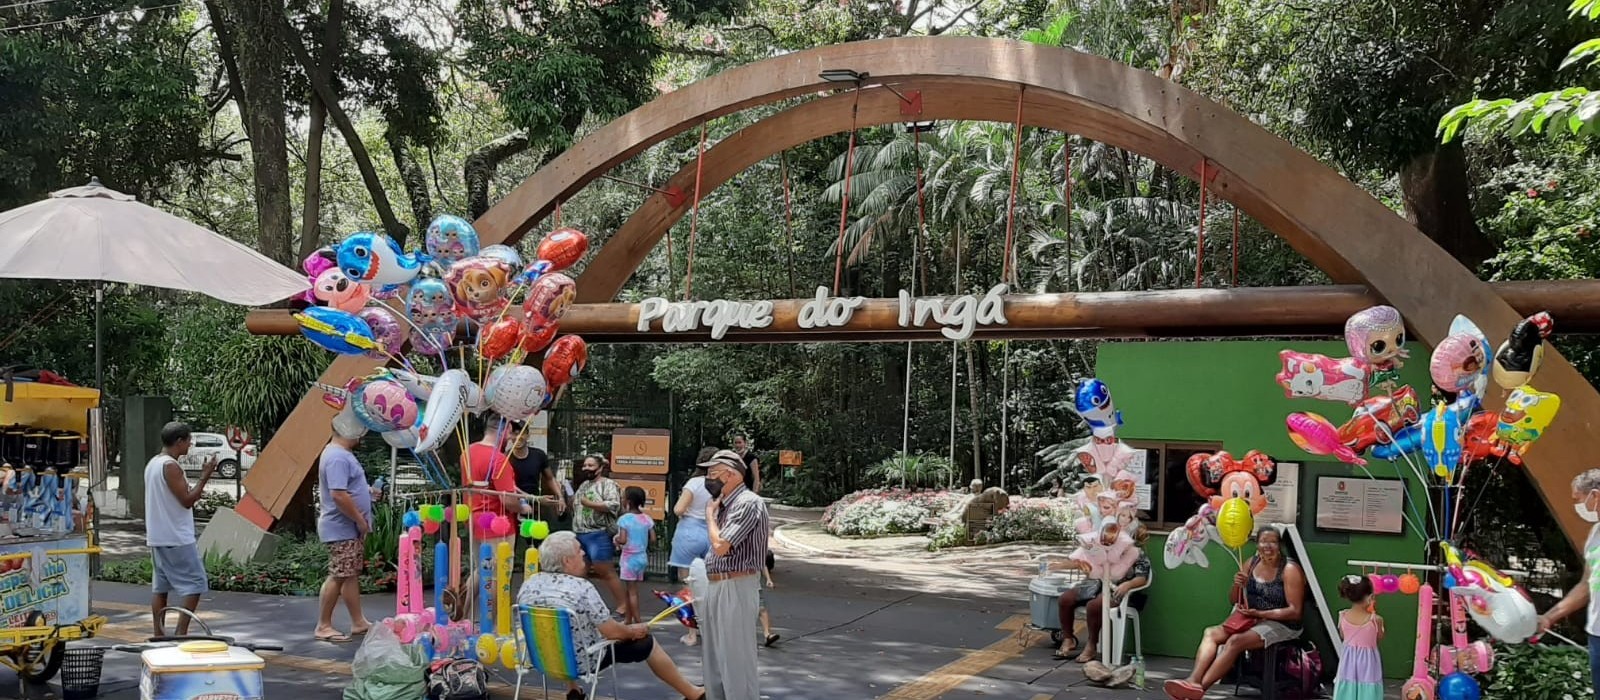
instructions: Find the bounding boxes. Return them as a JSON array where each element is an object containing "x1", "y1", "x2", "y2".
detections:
[
  {"x1": 426, "y1": 658, "x2": 488, "y2": 700},
  {"x1": 1280, "y1": 639, "x2": 1325, "y2": 699}
]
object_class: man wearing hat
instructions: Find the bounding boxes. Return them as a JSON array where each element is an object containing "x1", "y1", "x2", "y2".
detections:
[{"x1": 699, "y1": 449, "x2": 771, "y2": 699}]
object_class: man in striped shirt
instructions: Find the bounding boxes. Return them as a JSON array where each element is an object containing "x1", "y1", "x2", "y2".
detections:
[{"x1": 699, "y1": 449, "x2": 771, "y2": 700}]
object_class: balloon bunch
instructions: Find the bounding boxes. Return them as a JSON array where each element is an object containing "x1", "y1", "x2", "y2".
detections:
[
  {"x1": 1163, "y1": 451, "x2": 1276, "y2": 570},
  {"x1": 1063, "y1": 379, "x2": 1144, "y2": 580},
  {"x1": 1278, "y1": 305, "x2": 1417, "y2": 466},
  {"x1": 291, "y1": 216, "x2": 594, "y2": 491}
]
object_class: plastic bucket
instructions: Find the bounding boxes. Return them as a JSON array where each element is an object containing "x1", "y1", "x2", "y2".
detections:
[{"x1": 60, "y1": 645, "x2": 106, "y2": 700}]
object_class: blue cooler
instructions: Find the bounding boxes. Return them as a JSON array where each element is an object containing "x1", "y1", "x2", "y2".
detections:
[{"x1": 1028, "y1": 572, "x2": 1076, "y2": 632}]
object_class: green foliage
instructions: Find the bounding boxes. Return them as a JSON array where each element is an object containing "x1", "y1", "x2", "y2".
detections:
[
  {"x1": 195, "y1": 491, "x2": 239, "y2": 523},
  {"x1": 100, "y1": 536, "x2": 399, "y2": 595},
  {"x1": 167, "y1": 300, "x2": 326, "y2": 438},
  {"x1": 1485, "y1": 642, "x2": 1594, "y2": 700},
  {"x1": 865, "y1": 452, "x2": 956, "y2": 488},
  {"x1": 1438, "y1": 0, "x2": 1600, "y2": 143}
]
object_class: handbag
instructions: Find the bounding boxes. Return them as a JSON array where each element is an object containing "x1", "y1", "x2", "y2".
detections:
[{"x1": 1222, "y1": 610, "x2": 1256, "y2": 635}]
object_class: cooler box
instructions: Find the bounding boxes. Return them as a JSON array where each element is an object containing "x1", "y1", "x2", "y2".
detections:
[
  {"x1": 1028, "y1": 573, "x2": 1077, "y2": 631},
  {"x1": 139, "y1": 641, "x2": 265, "y2": 700}
]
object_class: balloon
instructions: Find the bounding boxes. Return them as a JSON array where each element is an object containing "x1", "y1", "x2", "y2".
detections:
[
  {"x1": 1070, "y1": 520, "x2": 1139, "y2": 580},
  {"x1": 1287, "y1": 412, "x2": 1367, "y2": 465},
  {"x1": 416, "y1": 369, "x2": 474, "y2": 453},
  {"x1": 1372, "y1": 424, "x2": 1422, "y2": 462},
  {"x1": 1276, "y1": 350, "x2": 1367, "y2": 405},
  {"x1": 1461, "y1": 412, "x2": 1519, "y2": 466},
  {"x1": 1497, "y1": 385, "x2": 1561, "y2": 450},
  {"x1": 403, "y1": 511, "x2": 422, "y2": 529},
  {"x1": 1447, "y1": 315, "x2": 1494, "y2": 397},
  {"x1": 1345, "y1": 305, "x2": 1408, "y2": 368},
  {"x1": 353, "y1": 379, "x2": 419, "y2": 433},
  {"x1": 407, "y1": 277, "x2": 457, "y2": 339},
  {"x1": 1437, "y1": 673, "x2": 1480, "y2": 700},
  {"x1": 1070, "y1": 379, "x2": 1122, "y2": 438},
  {"x1": 1421, "y1": 401, "x2": 1467, "y2": 480},
  {"x1": 337, "y1": 232, "x2": 426, "y2": 287},
  {"x1": 479, "y1": 244, "x2": 523, "y2": 270},
  {"x1": 486, "y1": 365, "x2": 548, "y2": 422},
  {"x1": 542, "y1": 335, "x2": 588, "y2": 388},
  {"x1": 1337, "y1": 386, "x2": 1421, "y2": 454},
  {"x1": 1430, "y1": 332, "x2": 1489, "y2": 394},
  {"x1": 518, "y1": 322, "x2": 558, "y2": 354},
  {"x1": 1493, "y1": 312, "x2": 1554, "y2": 389},
  {"x1": 311, "y1": 268, "x2": 371, "y2": 313},
  {"x1": 1187, "y1": 451, "x2": 1277, "y2": 515},
  {"x1": 296, "y1": 247, "x2": 338, "y2": 307},
  {"x1": 382, "y1": 427, "x2": 419, "y2": 449},
  {"x1": 356, "y1": 307, "x2": 408, "y2": 360},
  {"x1": 295, "y1": 306, "x2": 380, "y2": 355},
  {"x1": 1216, "y1": 498, "x2": 1254, "y2": 549},
  {"x1": 444, "y1": 256, "x2": 514, "y2": 323},
  {"x1": 477, "y1": 319, "x2": 521, "y2": 362},
  {"x1": 424, "y1": 215, "x2": 481, "y2": 267},
  {"x1": 1162, "y1": 511, "x2": 1213, "y2": 569},
  {"x1": 1377, "y1": 574, "x2": 1400, "y2": 594},
  {"x1": 537, "y1": 227, "x2": 590, "y2": 271},
  {"x1": 522, "y1": 272, "x2": 578, "y2": 328},
  {"x1": 651, "y1": 589, "x2": 698, "y2": 629}
]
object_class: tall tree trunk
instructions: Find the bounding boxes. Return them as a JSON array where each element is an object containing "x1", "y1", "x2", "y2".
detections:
[
  {"x1": 211, "y1": 0, "x2": 293, "y2": 265},
  {"x1": 387, "y1": 130, "x2": 434, "y2": 232},
  {"x1": 964, "y1": 341, "x2": 982, "y2": 484},
  {"x1": 464, "y1": 131, "x2": 530, "y2": 219},
  {"x1": 298, "y1": 0, "x2": 344, "y2": 260},
  {"x1": 1398, "y1": 142, "x2": 1496, "y2": 270},
  {"x1": 277, "y1": 17, "x2": 410, "y2": 246}
]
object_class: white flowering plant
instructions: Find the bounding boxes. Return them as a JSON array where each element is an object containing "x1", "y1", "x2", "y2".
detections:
[{"x1": 821, "y1": 488, "x2": 967, "y2": 537}]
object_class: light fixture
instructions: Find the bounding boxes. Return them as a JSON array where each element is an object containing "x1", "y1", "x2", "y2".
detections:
[
  {"x1": 907, "y1": 121, "x2": 937, "y2": 133},
  {"x1": 819, "y1": 68, "x2": 867, "y2": 84}
]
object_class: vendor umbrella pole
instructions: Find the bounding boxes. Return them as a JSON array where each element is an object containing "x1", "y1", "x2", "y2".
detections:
[{"x1": 90, "y1": 280, "x2": 103, "y2": 575}]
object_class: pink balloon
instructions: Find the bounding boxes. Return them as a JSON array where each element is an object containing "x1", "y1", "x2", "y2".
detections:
[
  {"x1": 1286, "y1": 412, "x2": 1367, "y2": 466},
  {"x1": 312, "y1": 268, "x2": 371, "y2": 313},
  {"x1": 356, "y1": 307, "x2": 408, "y2": 360}
]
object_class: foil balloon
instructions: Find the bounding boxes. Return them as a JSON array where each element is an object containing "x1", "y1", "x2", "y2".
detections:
[
  {"x1": 1337, "y1": 386, "x2": 1421, "y2": 454},
  {"x1": 356, "y1": 307, "x2": 408, "y2": 360},
  {"x1": 407, "y1": 277, "x2": 456, "y2": 332},
  {"x1": 1430, "y1": 332, "x2": 1489, "y2": 395},
  {"x1": 479, "y1": 244, "x2": 523, "y2": 270},
  {"x1": 311, "y1": 268, "x2": 370, "y2": 313},
  {"x1": 485, "y1": 365, "x2": 548, "y2": 422},
  {"x1": 295, "y1": 306, "x2": 380, "y2": 355},
  {"x1": 296, "y1": 248, "x2": 338, "y2": 306},
  {"x1": 353, "y1": 379, "x2": 420, "y2": 433},
  {"x1": 1187, "y1": 451, "x2": 1277, "y2": 515},
  {"x1": 1461, "y1": 412, "x2": 1519, "y2": 466},
  {"x1": 477, "y1": 319, "x2": 521, "y2": 362},
  {"x1": 522, "y1": 273, "x2": 578, "y2": 328},
  {"x1": 650, "y1": 589, "x2": 698, "y2": 629},
  {"x1": 444, "y1": 256, "x2": 514, "y2": 323},
  {"x1": 1493, "y1": 312, "x2": 1553, "y2": 390},
  {"x1": 1071, "y1": 379, "x2": 1122, "y2": 438},
  {"x1": 1162, "y1": 511, "x2": 1213, "y2": 569},
  {"x1": 518, "y1": 322, "x2": 558, "y2": 354},
  {"x1": 1447, "y1": 315, "x2": 1493, "y2": 397},
  {"x1": 1276, "y1": 350, "x2": 1367, "y2": 405},
  {"x1": 536, "y1": 227, "x2": 590, "y2": 272},
  {"x1": 424, "y1": 215, "x2": 481, "y2": 267},
  {"x1": 1497, "y1": 385, "x2": 1561, "y2": 450},
  {"x1": 1216, "y1": 498, "x2": 1254, "y2": 549},
  {"x1": 380, "y1": 422, "x2": 417, "y2": 451},
  {"x1": 1421, "y1": 401, "x2": 1466, "y2": 480},
  {"x1": 1070, "y1": 520, "x2": 1139, "y2": 580},
  {"x1": 542, "y1": 335, "x2": 588, "y2": 388},
  {"x1": 1287, "y1": 412, "x2": 1367, "y2": 466},
  {"x1": 1346, "y1": 305, "x2": 1408, "y2": 396},
  {"x1": 1373, "y1": 424, "x2": 1423, "y2": 461},
  {"x1": 416, "y1": 369, "x2": 475, "y2": 453},
  {"x1": 337, "y1": 232, "x2": 426, "y2": 287}
]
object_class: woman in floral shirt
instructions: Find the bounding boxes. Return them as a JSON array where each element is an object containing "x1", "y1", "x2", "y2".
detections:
[{"x1": 573, "y1": 454, "x2": 626, "y2": 609}]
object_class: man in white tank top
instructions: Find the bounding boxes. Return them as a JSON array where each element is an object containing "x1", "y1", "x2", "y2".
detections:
[{"x1": 143, "y1": 422, "x2": 216, "y2": 636}]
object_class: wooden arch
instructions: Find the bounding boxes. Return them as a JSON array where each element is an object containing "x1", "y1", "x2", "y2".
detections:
[{"x1": 240, "y1": 37, "x2": 1600, "y2": 545}]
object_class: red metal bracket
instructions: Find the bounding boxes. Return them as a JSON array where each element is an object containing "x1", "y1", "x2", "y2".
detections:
[
  {"x1": 900, "y1": 90, "x2": 923, "y2": 116},
  {"x1": 1191, "y1": 159, "x2": 1220, "y2": 185},
  {"x1": 663, "y1": 186, "x2": 689, "y2": 208}
]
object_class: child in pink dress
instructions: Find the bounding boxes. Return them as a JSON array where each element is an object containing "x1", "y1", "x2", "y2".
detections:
[{"x1": 1333, "y1": 574, "x2": 1385, "y2": 700}]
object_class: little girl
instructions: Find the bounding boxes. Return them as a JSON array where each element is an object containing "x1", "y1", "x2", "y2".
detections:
[
  {"x1": 1333, "y1": 574, "x2": 1385, "y2": 700},
  {"x1": 614, "y1": 486, "x2": 656, "y2": 624}
]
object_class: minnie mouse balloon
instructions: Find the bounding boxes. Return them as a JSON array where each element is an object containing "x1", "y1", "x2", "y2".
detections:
[
  {"x1": 536, "y1": 228, "x2": 589, "y2": 271},
  {"x1": 523, "y1": 273, "x2": 577, "y2": 327},
  {"x1": 542, "y1": 335, "x2": 588, "y2": 388},
  {"x1": 477, "y1": 319, "x2": 521, "y2": 362},
  {"x1": 356, "y1": 307, "x2": 408, "y2": 360},
  {"x1": 425, "y1": 215, "x2": 481, "y2": 267},
  {"x1": 486, "y1": 364, "x2": 548, "y2": 421},
  {"x1": 312, "y1": 268, "x2": 371, "y2": 313}
]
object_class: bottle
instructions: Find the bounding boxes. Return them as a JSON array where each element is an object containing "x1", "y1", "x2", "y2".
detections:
[{"x1": 1132, "y1": 654, "x2": 1146, "y2": 689}]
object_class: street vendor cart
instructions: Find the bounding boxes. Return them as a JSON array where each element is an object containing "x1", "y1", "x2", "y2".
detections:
[{"x1": 0, "y1": 379, "x2": 105, "y2": 683}]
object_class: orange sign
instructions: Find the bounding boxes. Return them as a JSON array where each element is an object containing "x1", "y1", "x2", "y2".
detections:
[
  {"x1": 614, "y1": 475, "x2": 668, "y2": 520},
  {"x1": 779, "y1": 450, "x2": 803, "y2": 467},
  {"x1": 610, "y1": 428, "x2": 670, "y2": 475}
]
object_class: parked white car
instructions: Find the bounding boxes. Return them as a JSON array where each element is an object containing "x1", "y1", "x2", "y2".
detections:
[{"x1": 178, "y1": 432, "x2": 257, "y2": 479}]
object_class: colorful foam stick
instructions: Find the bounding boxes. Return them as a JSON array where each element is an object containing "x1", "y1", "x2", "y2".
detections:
[
  {"x1": 398, "y1": 532, "x2": 415, "y2": 616},
  {"x1": 478, "y1": 543, "x2": 494, "y2": 636},
  {"x1": 435, "y1": 541, "x2": 449, "y2": 626},
  {"x1": 408, "y1": 526, "x2": 425, "y2": 615},
  {"x1": 1400, "y1": 584, "x2": 1436, "y2": 700},
  {"x1": 496, "y1": 542, "x2": 513, "y2": 638}
]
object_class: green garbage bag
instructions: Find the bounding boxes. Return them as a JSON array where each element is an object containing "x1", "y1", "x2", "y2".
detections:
[{"x1": 343, "y1": 624, "x2": 427, "y2": 700}]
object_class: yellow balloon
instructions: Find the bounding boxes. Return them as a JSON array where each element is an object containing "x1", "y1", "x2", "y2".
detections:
[
  {"x1": 476, "y1": 634, "x2": 499, "y2": 663},
  {"x1": 500, "y1": 638, "x2": 519, "y2": 669},
  {"x1": 1217, "y1": 498, "x2": 1255, "y2": 549}
]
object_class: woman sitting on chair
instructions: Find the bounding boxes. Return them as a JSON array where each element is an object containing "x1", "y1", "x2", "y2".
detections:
[
  {"x1": 1051, "y1": 522, "x2": 1152, "y2": 662},
  {"x1": 1165, "y1": 526, "x2": 1305, "y2": 700}
]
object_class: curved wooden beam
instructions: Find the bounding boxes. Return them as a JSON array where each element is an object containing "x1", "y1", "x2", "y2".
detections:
[{"x1": 246, "y1": 37, "x2": 1600, "y2": 546}]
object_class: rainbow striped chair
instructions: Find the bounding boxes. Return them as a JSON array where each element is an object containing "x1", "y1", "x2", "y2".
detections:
[{"x1": 513, "y1": 604, "x2": 619, "y2": 700}]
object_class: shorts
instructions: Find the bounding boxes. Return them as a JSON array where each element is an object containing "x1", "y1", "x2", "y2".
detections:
[
  {"x1": 668, "y1": 518, "x2": 709, "y2": 568},
  {"x1": 577, "y1": 530, "x2": 616, "y2": 564},
  {"x1": 326, "y1": 539, "x2": 364, "y2": 578},
  {"x1": 596, "y1": 635, "x2": 654, "y2": 670},
  {"x1": 151, "y1": 544, "x2": 209, "y2": 597},
  {"x1": 1250, "y1": 621, "x2": 1302, "y2": 646},
  {"x1": 620, "y1": 551, "x2": 647, "y2": 581}
]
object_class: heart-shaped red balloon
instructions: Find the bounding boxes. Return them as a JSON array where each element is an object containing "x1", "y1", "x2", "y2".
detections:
[
  {"x1": 477, "y1": 319, "x2": 521, "y2": 361},
  {"x1": 536, "y1": 228, "x2": 589, "y2": 272}
]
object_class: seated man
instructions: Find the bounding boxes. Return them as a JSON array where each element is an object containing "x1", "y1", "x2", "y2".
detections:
[{"x1": 518, "y1": 531, "x2": 706, "y2": 700}]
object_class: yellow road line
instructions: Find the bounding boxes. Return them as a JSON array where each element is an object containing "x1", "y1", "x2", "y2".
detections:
[{"x1": 878, "y1": 614, "x2": 1038, "y2": 700}]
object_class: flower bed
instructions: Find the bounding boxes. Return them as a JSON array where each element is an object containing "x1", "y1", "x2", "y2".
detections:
[
  {"x1": 99, "y1": 536, "x2": 401, "y2": 595},
  {"x1": 928, "y1": 496, "x2": 1082, "y2": 550},
  {"x1": 821, "y1": 488, "x2": 966, "y2": 537}
]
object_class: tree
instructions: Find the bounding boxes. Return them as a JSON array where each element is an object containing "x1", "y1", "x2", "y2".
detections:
[{"x1": 1439, "y1": 0, "x2": 1600, "y2": 143}]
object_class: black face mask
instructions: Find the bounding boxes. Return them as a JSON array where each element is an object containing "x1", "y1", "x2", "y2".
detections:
[{"x1": 705, "y1": 479, "x2": 724, "y2": 498}]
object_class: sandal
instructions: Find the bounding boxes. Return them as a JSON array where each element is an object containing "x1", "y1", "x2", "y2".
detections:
[
  {"x1": 314, "y1": 633, "x2": 352, "y2": 643},
  {"x1": 764, "y1": 634, "x2": 780, "y2": 647},
  {"x1": 1051, "y1": 638, "x2": 1080, "y2": 660}
]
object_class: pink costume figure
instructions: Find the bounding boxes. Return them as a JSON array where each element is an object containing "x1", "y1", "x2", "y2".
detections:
[{"x1": 1070, "y1": 520, "x2": 1138, "y2": 581}]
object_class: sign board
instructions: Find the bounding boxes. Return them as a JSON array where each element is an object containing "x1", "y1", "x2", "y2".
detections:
[
  {"x1": 1257, "y1": 462, "x2": 1300, "y2": 526},
  {"x1": 611, "y1": 429, "x2": 670, "y2": 475},
  {"x1": 636, "y1": 284, "x2": 1010, "y2": 341},
  {"x1": 779, "y1": 450, "x2": 803, "y2": 467},
  {"x1": 225, "y1": 426, "x2": 252, "y2": 451},
  {"x1": 0, "y1": 537, "x2": 89, "y2": 627},
  {"x1": 1315, "y1": 475, "x2": 1405, "y2": 535},
  {"x1": 613, "y1": 475, "x2": 668, "y2": 520}
]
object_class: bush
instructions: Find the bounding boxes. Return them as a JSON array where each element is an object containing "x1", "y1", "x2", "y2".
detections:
[
  {"x1": 821, "y1": 488, "x2": 965, "y2": 537},
  {"x1": 1485, "y1": 642, "x2": 1594, "y2": 700},
  {"x1": 973, "y1": 497, "x2": 1080, "y2": 546},
  {"x1": 864, "y1": 453, "x2": 956, "y2": 489},
  {"x1": 99, "y1": 536, "x2": 400, "y2": 595},
  {"x1": 194, "y1": 491, "x2": 238, "y2": 522}
]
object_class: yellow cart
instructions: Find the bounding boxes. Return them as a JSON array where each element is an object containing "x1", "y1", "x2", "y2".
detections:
[{"x1": 0, "y1": 532, "x2": 105, "y2": 682}]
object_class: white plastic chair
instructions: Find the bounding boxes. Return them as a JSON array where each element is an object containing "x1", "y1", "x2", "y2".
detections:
[{"x1": 1107, "y1": 566, "x2": 1152, "y2": 666}]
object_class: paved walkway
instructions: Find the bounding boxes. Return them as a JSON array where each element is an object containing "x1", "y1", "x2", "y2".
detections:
[{"x1": 1, "y1": 505, "x2": 1395, "y2": 699}]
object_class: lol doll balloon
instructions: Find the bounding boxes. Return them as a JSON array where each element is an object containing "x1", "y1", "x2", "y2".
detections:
[
  {"x1": 1345, "y1": 305, "x2": 1408, "y2": 394},
  {"x1": 425, "y1": 215, "x2": 481, "y2": 267},
  {"x1": 356, "y1": 307, "x2": 408, "y2": 360}
]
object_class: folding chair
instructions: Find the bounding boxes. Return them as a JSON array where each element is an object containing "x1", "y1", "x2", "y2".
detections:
[
  {"x1": 513, "y1": 604, "x2": 619, "y2": 700},
  {"x1": 1106, "y1": 567, "x2": 1152, "y2": 666}
]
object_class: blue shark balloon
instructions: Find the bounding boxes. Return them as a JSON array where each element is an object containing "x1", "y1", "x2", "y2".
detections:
[
  {"x1": 1072, "y1": 378, "x2": 1123, "y2": 438},
  {"x1": 337, "y1": 232, "x2": 427, "y2": 287},
  {"x1": 1372, "y1": 424, "x2": 1422, "y2": 461}
]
